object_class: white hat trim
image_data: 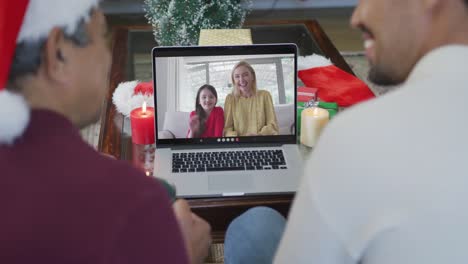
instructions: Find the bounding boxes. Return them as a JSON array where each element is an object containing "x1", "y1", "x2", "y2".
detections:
[
  {"x1": 112, "y1": 81, "x2": 155, "y2": 117},
  {"x1": 298, "y1": 54, "x2": 333, "y2": 70},
  {"x1": 0, "y1": 90, "x2": 30, "y2": 145},
  {"x1": 17, "y1": 0, "x2": 100, "y2": 43}
]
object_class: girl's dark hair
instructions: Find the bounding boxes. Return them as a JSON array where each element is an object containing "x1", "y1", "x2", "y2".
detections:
[{"x1": 193, "y1": 84, "x2": 218, "y2": 137}]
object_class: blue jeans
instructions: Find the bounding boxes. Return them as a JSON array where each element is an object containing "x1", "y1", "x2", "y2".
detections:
[{"x1": 224, "y1": 207, "x2": 286, "y2": 264}]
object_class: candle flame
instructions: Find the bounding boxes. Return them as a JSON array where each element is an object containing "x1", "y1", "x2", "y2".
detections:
[
  {"x1": 142, "y1": 101, "x2": 147, "y2": 113},
  {"x1": 313, "y1": 107, "x2": 320, "y2": 116},
  {"x1": 145, "y1": 171, "x2": 150, "y2": 177}
]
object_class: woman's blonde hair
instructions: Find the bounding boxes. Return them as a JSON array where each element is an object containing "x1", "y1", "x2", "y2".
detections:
[{"x1": 231, "y1": 60, "x2": 257, "y2": 97}]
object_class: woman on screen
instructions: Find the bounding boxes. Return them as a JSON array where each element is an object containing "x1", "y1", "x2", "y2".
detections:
[
  {"x1": 187, "y1": 84, "x2": 224, "y2": 138},
  {"x1": 224, "y1": 61, "x2": 279, "y2": 137}
]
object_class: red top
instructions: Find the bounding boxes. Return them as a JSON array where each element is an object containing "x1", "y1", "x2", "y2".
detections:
[
  {"x1": 0, "y1": 110, "x2": 188, "y2": 264},
  {"x1": 187, "y1": 106, "x2": 224, "y2": 138}
]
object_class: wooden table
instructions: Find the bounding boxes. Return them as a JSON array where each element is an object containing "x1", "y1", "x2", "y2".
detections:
[{"x1": 99, "y1": 20, "x2": 353, "y2": 242}]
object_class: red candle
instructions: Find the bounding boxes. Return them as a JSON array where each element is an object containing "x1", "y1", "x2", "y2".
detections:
[{"x1": 130, "y1": 102, "x2": 155, "y2": 144}]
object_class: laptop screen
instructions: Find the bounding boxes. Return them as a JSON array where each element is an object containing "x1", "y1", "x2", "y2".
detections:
[{"x1": 152, "y1": 44, "x2": 297, "y2": 147}]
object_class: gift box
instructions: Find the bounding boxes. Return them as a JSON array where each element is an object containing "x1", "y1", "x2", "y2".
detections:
[{"x1": 297, "y1": 86, "x2": 318, "y2": 103}]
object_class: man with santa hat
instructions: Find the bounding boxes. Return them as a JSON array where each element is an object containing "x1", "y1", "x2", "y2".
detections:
[{"x1": 0, "y1": 1, "x2": 210, "y2": 263}]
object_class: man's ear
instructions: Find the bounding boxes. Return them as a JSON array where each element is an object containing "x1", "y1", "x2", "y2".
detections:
[{"x1": 42, "y1": 27, "x2": 69, "y2": 84}]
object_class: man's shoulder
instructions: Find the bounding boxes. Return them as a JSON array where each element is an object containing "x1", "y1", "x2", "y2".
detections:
[
  {"x1": 310, "y1": 88, "x2": 414, "y2": 193},
  {"x1": 96, "y1": 157, "x2": 163, "y2": 194},
  {"x1": 66, "y1": 157, "x2": 171, "y2": 223},
  {"x1": 324, "y1": 90, "x2": 406, "y2": 141},
  {"x1": 47, "y1": 143, "x2": 165, "y2": 202}
]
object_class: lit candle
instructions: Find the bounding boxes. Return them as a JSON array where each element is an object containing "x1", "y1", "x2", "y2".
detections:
[
  {"x1": 300, "y1": 107, "x2": 329, "y2": 147},
  {"x1": 130, "y1": 101, "x2": 155, "y2": 145}
]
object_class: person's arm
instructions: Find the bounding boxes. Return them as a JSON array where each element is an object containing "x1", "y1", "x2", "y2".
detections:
[
  {"x1": 214, "y1": 107, "x2": 225, "y2": 137},
  {"x1": 258, "y1": 91, "x2": 279, "y2": 135},
  {"x1": 173, "y1": 199, "x2": 212, "y2": 264},
  {"x1": 223, "y1": 95, "x2": 237, "y2": 137},
  {"x1": 187, "y1": 112, "x2": 199, "y2": 138},
  {"x1": 275, "y1": 114, "x2": 370, "y2": 264},
  {"x1": 274, "y1": 179, "x2": 355, "y2": 264},
  {"x1": 187, "y1": 112, "x2": 193, "y2": 138}
]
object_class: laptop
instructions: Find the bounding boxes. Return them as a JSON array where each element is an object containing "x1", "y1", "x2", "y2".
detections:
[{"x1": 152, "y1": 44, "x2": 303, "y2": 198}]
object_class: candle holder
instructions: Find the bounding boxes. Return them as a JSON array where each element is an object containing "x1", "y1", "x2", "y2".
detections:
[
  {"x1": 131, "y1": 143, "x2": 176, "y2": 202},
  {"x1": 132, "y1": 143, "x2": 156, "y2": 175}
]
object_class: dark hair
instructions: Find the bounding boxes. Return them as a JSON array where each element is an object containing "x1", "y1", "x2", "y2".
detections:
[
  {"x1": 193, "y1": 84, "x2": 218, "y2": 137},
  {"x1": 8, "y1": 10, "x2": 93, "y2": 88}
]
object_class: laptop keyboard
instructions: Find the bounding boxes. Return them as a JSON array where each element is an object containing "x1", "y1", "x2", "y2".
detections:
[{"x1": 172, "y1": 149, "x2": 287, "y2": 173}]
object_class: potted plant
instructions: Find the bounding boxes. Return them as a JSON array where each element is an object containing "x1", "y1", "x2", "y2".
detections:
[{"x1": 143, "y1": 0, "x2": 252, "y2": 46}]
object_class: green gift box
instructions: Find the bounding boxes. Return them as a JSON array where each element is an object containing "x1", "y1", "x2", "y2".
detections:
[
  {"x1": 297, "y1": 101, "x2": 338, "y2": 136},
  {"x1": 317, "y1": 101, "x2": 338, "y2": 111}
]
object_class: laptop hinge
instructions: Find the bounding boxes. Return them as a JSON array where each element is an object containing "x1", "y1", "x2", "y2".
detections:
[{"x1": 170, "y1": 142, "x2": 283, "y2": 150}]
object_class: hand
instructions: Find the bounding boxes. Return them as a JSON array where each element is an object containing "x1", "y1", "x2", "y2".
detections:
[
  {"x1": 189, "y1": 115, "x2": 201, "y2": 134},
  {"x1": 173, "y1": 199, "x2": 212, "y2": 264}
]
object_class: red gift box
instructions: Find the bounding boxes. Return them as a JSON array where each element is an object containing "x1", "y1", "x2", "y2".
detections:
[{"x1": 297, "y1": 86, "x2": 318, "y2": 103}]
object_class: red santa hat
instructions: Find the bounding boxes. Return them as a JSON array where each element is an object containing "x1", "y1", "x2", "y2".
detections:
[
  {"x1": 113, "y1": 81, "x2": 154, "y2": 117},
  {"x1": 298, "y1": 54, "x2": 375, "y2": 107},
  {"x1": 0, "y1": 0, "x2": 100, "y2": 145}
]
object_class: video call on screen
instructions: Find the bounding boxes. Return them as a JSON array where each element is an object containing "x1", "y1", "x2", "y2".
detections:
[{"x1": 155, "y1": 54, "x2": 295, "y2": 139}]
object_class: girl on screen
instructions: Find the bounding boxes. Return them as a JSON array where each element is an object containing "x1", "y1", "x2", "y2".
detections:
[
  {"x1": 187, "y1": 84, "x2": 225, "y2": 138},
  {"x1": 224, "y1": 60, "x2": 279, "y2": 137}
]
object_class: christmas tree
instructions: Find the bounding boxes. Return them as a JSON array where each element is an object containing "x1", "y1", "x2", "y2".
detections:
[{"x1": 143, "y1": 0, "x2": 252, "y2": 46}]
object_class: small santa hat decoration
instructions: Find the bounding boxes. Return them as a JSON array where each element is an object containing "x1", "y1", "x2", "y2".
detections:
[
  {"x1": 0, "y1": 0, "x2": 100, "y2": 145},
  {"x1": 113, "y1": 81, "x2": 154, "y2": 117},
  {"x1": 298, "y1": 54, "x2": 375, "y2": 107}
]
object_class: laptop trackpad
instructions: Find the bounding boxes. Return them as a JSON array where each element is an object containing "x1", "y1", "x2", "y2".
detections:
[{"x1": 208, "y1": 173, "x2": 253, "y2": 192}]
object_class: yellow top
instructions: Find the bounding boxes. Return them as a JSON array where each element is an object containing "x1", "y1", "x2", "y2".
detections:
[{"x1": 224, "y1": 90, "x2": 279, "y2": 137}]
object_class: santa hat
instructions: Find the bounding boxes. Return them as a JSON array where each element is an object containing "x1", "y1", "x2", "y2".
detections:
[
  {"x1": 298, "y1": 54, "x2": 375, "y2": 107},
  {"x1": 0, "y1": 0, "x2": 100, "y2": 145},
  {"x1": 112, "y1": 81, "x2": 154, "y2": 117}
]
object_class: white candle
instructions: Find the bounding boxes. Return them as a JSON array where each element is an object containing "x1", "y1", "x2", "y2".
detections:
[{"x1": 300, "y1": 107, "x2": 329, "y2": 147}]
